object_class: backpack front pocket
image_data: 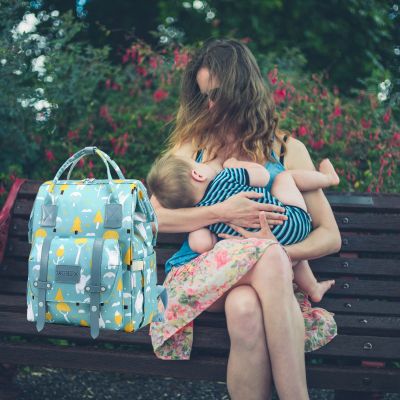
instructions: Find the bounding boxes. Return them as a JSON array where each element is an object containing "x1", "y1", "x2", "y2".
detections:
[{"x1": 27, "y1": 235, "x2": 125, "y2": 338}]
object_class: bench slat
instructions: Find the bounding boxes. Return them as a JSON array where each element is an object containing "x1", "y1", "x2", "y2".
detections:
[
  {"x1": 2, "y1": 255, "x2": 400, "y2": 281},
  {"x1": 1, "y1": 306, "x2": 399, "y2": 336},
  {"x1": 0, "y1": 339, "x2": 399, "y2": 391},
  {"x1": 2, "y1": 294, "x2": 399, "y2": 319},
  {"x1": 325, "y1": 192, "x2": 400, "y2": 211},
  {"x1": 334, "y1": 212, "x2": 400, "y2": 232},
  {"x1": 3, "y1": 276, "x2": 400, "y2": 299},
  {"x1": 5, "y1": 235, "x2": 400, "y2": 265},
  {"x1": 1, "y1": 311, "x2": 400, "y2": 360},
  {"x1": 316, "y1": 298, "x2": 400, "y2": 316}
]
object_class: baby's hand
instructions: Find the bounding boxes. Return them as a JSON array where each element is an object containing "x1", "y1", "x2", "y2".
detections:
[{"x1": 223, "y1": 157, "x2": 239, "y2": 169}]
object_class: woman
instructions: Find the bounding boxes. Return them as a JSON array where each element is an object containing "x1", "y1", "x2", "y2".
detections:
[{"x1": 149, "y1": 38, "x2": 341, "y2": 400}]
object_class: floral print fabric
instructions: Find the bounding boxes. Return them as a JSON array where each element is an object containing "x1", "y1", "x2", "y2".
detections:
[{"x1": 149, "y1": 237, "x2": 337, "y2": 360}]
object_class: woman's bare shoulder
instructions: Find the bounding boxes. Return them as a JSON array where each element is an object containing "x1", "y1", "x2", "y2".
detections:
[{"x1": 284, "y1": 136, "x2": 316, "y2": 171}]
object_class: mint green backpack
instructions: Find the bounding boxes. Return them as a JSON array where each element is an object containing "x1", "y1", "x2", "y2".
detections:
[{"x1": 27, "y1": 146, "x2": 167, "y2": 338}]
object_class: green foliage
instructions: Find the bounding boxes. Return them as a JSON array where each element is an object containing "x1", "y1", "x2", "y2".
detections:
[
  {"x1": 157, "y1": 0, "x2": 395, "y2": 94},
  {"x1": 0, "y1": 4, "x2": 398, "y2": 210},
  {"x1": 267, "y1": 65, "x2": 399, "y2": 193},
  {"x1": 0, "y1": 1, "x2": 117, "y2": 199}
]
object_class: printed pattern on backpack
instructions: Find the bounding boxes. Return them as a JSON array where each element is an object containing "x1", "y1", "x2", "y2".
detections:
[{"x1": 26, "y1": 146, "x2": 166, "y2": 338}]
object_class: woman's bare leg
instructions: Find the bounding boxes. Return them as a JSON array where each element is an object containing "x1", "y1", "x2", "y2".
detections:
[
  {"x1": 206, "y1": 241, "x2": 309, "y2": 399},
  {"x1": 206, "y1": 286, "x2": 273, "y2": 400},
  {"x1": 236, "y1": 242, "x2": 309, "y2": 399}
]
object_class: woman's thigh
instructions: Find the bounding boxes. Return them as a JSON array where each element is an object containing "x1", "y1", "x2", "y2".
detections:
[
  {"x1": 205, "y1": 242, "x2": 290, "y2": 313},
  {"x1": 205, "y1": 271, "x2": 259, "y2": 313}
]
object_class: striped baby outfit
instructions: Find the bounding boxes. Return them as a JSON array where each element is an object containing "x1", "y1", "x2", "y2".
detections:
[{"x1": 195, "y1": 167, "x2": 313, "y2": 245}]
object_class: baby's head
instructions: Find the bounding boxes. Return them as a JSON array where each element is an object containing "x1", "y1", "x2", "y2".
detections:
[{"x1": 146, "y1": 153, "x2": 198, "y2": 209}]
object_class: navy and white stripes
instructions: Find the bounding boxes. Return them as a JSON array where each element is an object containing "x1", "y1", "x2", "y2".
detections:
[{"x1": 195, "y1": 168, "x2": 312, "y2": 245}]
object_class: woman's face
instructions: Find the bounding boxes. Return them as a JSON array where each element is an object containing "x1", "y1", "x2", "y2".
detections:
[{"x1": 196, "y1": 67, "x2": 220, "y2": 109}]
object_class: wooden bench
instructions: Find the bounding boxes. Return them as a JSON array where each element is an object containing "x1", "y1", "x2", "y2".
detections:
[{"x1": 0, "y1": 179, "x2": 399, "y2": 399}]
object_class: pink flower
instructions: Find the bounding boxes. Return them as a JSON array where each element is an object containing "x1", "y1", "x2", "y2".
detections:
[
  {"x1": 45, "y1": 149, "x2": 55, "y2": 162},
  {"x1": 360, "y1": 118, "x2": 371, "y2": 129},
  {"x1": 173, "y1": 49, "x2": 190, "y2": 70},
  {"x1": 298, "y1": 125, "x2": 308, "y2": 137},
  {"x1": 67, "y1": 130, "x2": 79, "y2": 140},
  {"x1": 336, "y1": 123, "x2": 343, "y2": 139},
  {"x1": 273, "y1": 87, "x2": 286, "y2": 104},
  {"x1": 310, "y1": 139, "x2": 325, "y2": 150},
  {"x1": 390, "y1": 132, "x2": 400, "y2": 147},
  {"x1": 0, "y1": 185, "x2": 5, "y2": 196},
  {"x1": 215, "y1": 249, "x2": 229, "y2": 268},
  {"x1": 153, "y1": 88, "x2": 169, "y2": 102},
  {"x1": 88, "y1": 160, "x2": 94, "y2": 170},
  {"x1": 383, "y1": 109, "x2": 391, "y2": 124},
  {"x1": 136, "y1": 66, "x2": 148, "y2": 77},
  {"x1": 267, "y1": 68, "x2": 278, "y2": 86},
  {"x1": 149, "y1": 56, "x2": 158, "y2": 69},
  {"x1": 99, "y1": 105, "x2": 110, "y2": 119},
  {"x1": 333, "y1": 106, "x2": 342, "y2": 117}
]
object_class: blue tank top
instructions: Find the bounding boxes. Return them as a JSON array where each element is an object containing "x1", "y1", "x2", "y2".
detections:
[{"x1": 164, "y1": 145, "x2": 286, "y2": 274}]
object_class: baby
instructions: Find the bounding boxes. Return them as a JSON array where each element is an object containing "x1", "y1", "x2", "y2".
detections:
[{"x1": 147, "y1": 153, "x2": 339, "y2": 302}]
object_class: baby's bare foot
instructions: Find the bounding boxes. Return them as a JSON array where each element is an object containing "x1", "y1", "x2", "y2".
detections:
[
  {"x1": 309, "y1": 279, "x2": 335, "y2": 303},
  {"x1": 319, "y1": 159, "x2": 340, "y2": 186}
]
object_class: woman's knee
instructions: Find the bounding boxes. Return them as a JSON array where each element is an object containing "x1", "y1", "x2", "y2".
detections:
[
  {"x1": 225, "y1": 286, "x2": 264, "y2": 346},
  {"x1": 253, "y1": 243, "x2": 293, "y2": 283}
]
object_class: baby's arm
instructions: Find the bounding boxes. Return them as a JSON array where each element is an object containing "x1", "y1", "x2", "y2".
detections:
[
  {"x1": 223, "y1": 158, "x2": 270, "y2": 187},
  {"x1": 188, "y1": 228, "x2": 218, "y2": 254}
]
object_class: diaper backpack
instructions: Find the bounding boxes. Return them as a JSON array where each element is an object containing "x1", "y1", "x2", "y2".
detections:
[{"x1": 27, "y1": 146, "x2": 167, "y2": 338}]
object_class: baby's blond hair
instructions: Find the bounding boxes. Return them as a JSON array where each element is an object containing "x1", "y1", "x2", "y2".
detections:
[{"x1": 146, "y1": 153, "x2": 197, "y2": 209}]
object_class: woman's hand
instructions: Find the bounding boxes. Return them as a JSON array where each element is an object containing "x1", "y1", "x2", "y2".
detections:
[
  {"x1": 215, "y1": 191, "x2": 288, "y2": 229},
  {"x1": 218, "y1": 211, "x2": 277, "y2": 241},
  {"x1": 218, "y1": 211, "x2": 294, "y2": 267}
]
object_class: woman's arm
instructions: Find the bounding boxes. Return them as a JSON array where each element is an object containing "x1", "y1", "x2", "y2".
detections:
[
  {"x1": 151, "y1": 192, "x2": 287, "y2": 233},
  {"x1": 282, "y1": 138, "x2": 342, "y2": 262},
  {"x1": 151, "y1": 194, "x2": 220, "y2": 233},
  {"x1": 149, "y1": 143, "x2": 288, "y2": 233}
]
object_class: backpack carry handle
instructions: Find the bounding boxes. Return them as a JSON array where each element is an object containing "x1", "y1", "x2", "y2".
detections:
[
  {"x1": 66, "y1": 148, "x2": 125, "y2": 181},
  {"x1": 44, "y1": 147, "x2": 120, "y2": 205}
]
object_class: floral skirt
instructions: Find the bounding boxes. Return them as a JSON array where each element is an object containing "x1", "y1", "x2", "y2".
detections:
[{"x1": 149, "y1": 238, "x2": 337, "y2": 360}]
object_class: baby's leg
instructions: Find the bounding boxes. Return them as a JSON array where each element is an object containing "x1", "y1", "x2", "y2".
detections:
[
  {"x1": 293, "y1": 260, "x2": 335, "y2": 303},
  {"x1": 288, "y1": 158, "x2": 340, "y2": 192},
  {"x1": 188, "y1": 228, "x2": 218, "y2": 254}
]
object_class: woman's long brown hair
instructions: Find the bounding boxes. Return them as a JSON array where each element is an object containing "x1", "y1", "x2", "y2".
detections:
[{"x1": 165, "y1": 38, "x2": 289, "y2": 163}]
